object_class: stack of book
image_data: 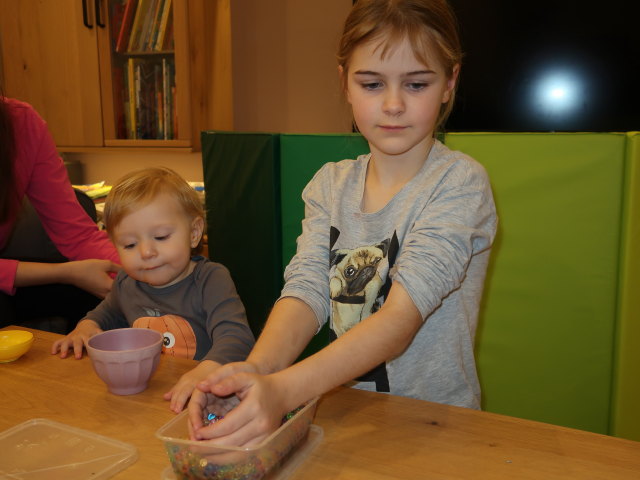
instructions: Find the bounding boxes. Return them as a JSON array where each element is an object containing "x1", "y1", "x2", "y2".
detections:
[
  {"x1": 110, "y1": 0, "x2": 177, "y2": 140},
  {"x1": 114, "y1": 0, "x2": 174, "y2": 53}
]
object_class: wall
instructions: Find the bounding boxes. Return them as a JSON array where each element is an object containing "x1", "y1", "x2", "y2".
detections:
[
  {"x1": 69, "y1": 0, "x2": 353, "y2": 184},
  {"x1": 230, "y1": 0, "x2": 352, "y2": 133},
  {"x1": 64, "y1": 150, "x2": 203, "y2": 185}
]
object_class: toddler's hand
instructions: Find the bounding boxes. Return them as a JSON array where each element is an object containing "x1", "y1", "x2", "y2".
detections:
[
  {"x1": 163, "y1": 360, "x2": 222, "y2": 413},
  {"x1": 51, "y1": 319, "x2": 102, "y2": 359}
]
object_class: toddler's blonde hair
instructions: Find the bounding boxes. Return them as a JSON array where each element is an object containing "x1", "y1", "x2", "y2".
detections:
[{"x1": 104, "y1": 166, "x2": 204, "y2": 254}]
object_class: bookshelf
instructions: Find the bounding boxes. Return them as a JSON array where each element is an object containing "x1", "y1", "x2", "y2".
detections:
[
  {"x1": 106, "y1": 0, "x2": 186, "y2": 145},
  {"x1": 0, "y1": 0, "x2": 233, "y2": 151}
]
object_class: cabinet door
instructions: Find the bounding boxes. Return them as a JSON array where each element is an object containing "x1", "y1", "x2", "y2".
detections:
[{"x1": 0, "y1": 0, "x2": 104, "y2": 147}]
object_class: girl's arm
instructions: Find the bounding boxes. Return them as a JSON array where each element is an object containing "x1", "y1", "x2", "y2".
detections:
[
  {"x1": 186, "y1": 286, "x2": 325, "y2": 428},
  {"x1": 245, "y1": 296, "x2": 319, "y2": 374},
  {"x1": 186, "y1": 296, "x2": 318, "y2": 435},
  {"x1": 189, "y1": 281, "x2": 421, "y2": 447},
  {"x1": 266, "y1": 281, "x2": 421, "y2": 405}
]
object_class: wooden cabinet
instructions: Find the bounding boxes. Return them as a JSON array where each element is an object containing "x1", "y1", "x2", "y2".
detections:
[{"x1": 0, "y1": 0, "x2": 232, "y2": 151}]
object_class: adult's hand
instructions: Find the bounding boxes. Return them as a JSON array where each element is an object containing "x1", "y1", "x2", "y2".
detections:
[
  {"x1": 63, "y1": 259, "x2": 121, "y2": 298},
  {"x1": 14, "y1": 259, "x2": 120, "y2": 298}
]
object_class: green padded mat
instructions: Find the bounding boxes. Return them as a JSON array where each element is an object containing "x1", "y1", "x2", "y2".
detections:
[
  {"x1": 280, "y1": 134, "x2": 370, "y2": 358},
  {"x1": 611, "y1": 132, "x2": 640, "y2": 441},
  {"x1": 280, "y1": 134, "x2": 369, "y2": 269},
  {"x1": 202, "y1": 130, "x2": 637, "y2": 438},
  {"x1": 445, "y1": 132, "x2": 626, "y2": 434},
  {"x1": 201, "y1": 131, "x2": 282, "y2": 337}
]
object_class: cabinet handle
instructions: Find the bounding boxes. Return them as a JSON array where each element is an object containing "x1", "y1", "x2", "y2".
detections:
[
  {"x1": 95, "y1": 0, "x2": 106, "y2": 28},
  {"x1": 82, "y1": 0, "x2": 93, "y2": 29}
]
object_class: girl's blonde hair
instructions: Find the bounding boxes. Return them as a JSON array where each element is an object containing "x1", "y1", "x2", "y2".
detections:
[
  {"x1": 338, "y1": 0, "x2": 463, "y2": 134},
  {"x1": 104, "y1": 167, "x2": 204, "y2": 253}
]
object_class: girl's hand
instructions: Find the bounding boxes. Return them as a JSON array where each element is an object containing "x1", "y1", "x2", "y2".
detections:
[
  {"x1": 63, "y1": 259, "x2": 121, "y2": 298},
  {"x1": 163, "y1": 360, "x2": 222, "y2": 413},
  {"x1": 189, "y1": 371, "x2": 288, "y2": 447},
  {"x1": 187, "y1": 361, "x2": 259, "y2": 431},
  {"x1": 51, "y1": 319, "x2": 102, "y2": 359},
  {"x1": 187, "y1": 362, "x2": 258, "y2": 433}
]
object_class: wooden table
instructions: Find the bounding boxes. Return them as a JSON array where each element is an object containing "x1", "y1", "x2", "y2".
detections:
[{"x1": 2, "y1": 326, "x2": 640, "y2": 479}]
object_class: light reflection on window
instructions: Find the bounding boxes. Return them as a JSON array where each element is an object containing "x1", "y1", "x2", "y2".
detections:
[{"x1": 532, "y1": 69, "x2": 583, "y2": 117}]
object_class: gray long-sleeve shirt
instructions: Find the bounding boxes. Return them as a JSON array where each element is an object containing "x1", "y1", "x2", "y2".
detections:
[
  {"x1": 86, "y1": 257, "x2": 255, "y2": 364},
  {"x1": 281, "y1": 140, "x2": 497, "y2": 408}
]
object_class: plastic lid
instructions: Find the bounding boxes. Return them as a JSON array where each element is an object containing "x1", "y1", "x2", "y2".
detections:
[{"x1": 0, "y1": 418, "x2": 138, "y2": 479}]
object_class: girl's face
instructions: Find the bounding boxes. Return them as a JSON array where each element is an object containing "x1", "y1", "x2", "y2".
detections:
[
  {"x1": 342, "y1": 35, "x2": 458, "y2": 162},
  {"x1": 112, "y1": 193, "x2": 203, "y2": 288}
]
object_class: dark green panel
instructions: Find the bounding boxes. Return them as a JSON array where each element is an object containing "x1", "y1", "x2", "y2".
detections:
[
  {"x1": 280, "y1": 134, "x2": 369, "y2": 269},
  {"x1": 201, "y1": 131, "x2": 282, "y2": 337},
  {"x1": 280, "y1": 134, "x2": 369, "y2": 358},
  {"x1": 445, "y1": 132, "x2": 626, "y2": 434}
]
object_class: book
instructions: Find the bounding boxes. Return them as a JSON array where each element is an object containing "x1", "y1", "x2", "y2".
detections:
[
  {"x1": 125, "y1": 58, "x2": 167, "y2": 139},
  {"x1": 115, "y1": 0, "x2": 137, "y2": 52},
  {"x1": 127, "y1": 0, "x2": 150, "y2": 52},
  {"x1": 122, "y1": 64, "x2": 131, "y2": 138},
  {"x1": 134, "y1": 61, "x2": 142, "y2": 138},
  {"x1": 162, "y1": 8, "x2": 174, "y2": 51},
  {"x1": 112, "y1": 64, "x2": 127, "y2": 138},
  {"x1": 137, "y1": 0, "x2": 158, "y2": 51},
  {"x1": 171, "y1": 84, "x2": 177, "y2": 138},
  {"x1": 147, "y1": 0, "x2": 166, "y2": 51},
  {"x1": 154, "y1": 0, "x2": 172, "y2": 51},
  {"x1": 155, "y1": 63, "x2": 164, "y2": 139},
  {"x1": 110, "y1": 0, "x2": 124, "y2": 49},
  {"x1": 162, "y1": 58, "x2": 170, "y2": 139},
  {"x1": 127, "y1": 58, "x2": 137, "y2": 138}
]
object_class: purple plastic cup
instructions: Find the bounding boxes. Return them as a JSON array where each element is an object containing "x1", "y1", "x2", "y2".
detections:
[{"x1": 87, "y1": 328, "x2": 163, "y2": 395}]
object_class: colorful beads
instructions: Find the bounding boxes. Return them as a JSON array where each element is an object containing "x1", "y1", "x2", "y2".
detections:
[
  {"x1": 283, "y1": 406, "x2": 303, "y2": 421},
  {"x1": 165, "y1": 405, "x2": 311, "y2": 480},
  {"x1": 203, "y1": 412, "x2": 224, "y2": 426},
  {"x1": 166, "y1": 450, "x2": 265, "y2": 480}
]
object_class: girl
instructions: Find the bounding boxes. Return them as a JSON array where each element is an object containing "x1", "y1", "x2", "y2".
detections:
[{"x1": 189, "y1": 0, "x2": 497, "y2": 446}]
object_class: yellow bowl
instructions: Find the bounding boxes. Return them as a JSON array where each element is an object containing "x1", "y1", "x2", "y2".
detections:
[{"x1": 0, "y1": 330, "x2": 34, "y2": 363}]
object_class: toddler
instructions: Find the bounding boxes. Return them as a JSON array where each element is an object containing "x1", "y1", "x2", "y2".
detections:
[{"x1": 52, "y1": 167, "x2": 255, "y2": 412}]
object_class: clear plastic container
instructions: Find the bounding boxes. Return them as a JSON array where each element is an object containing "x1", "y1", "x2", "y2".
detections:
[
  {"x1": 156, "y1": 398, "x2": 321, "y2": 480},
  {"x1": 0, "y1": 418, "x2": 137, "y2": 479}
]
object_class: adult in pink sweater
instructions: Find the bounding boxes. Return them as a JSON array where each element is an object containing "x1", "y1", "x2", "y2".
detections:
[{"x1": 0, "y1": 97, "x2": 120, "y2": 328}]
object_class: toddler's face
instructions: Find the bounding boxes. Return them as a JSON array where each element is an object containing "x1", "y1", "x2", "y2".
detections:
[{"x1": 112, "y1": 193, "x2": 203, "y2": 288}]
